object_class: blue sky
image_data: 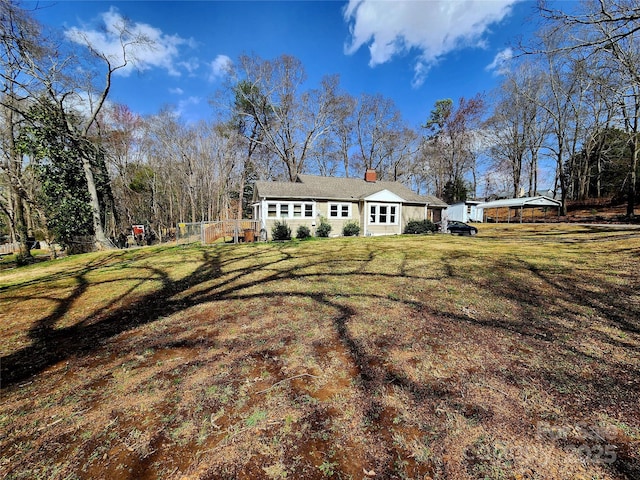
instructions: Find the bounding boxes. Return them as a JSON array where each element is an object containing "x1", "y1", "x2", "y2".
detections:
[{"x1": 33, "y1": 0, "x2": 540, "y2": 128}]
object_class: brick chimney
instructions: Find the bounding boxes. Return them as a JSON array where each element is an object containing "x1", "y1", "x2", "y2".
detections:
[{"x1": 364, "y1": 169, "x2": 377, "y2": 182}]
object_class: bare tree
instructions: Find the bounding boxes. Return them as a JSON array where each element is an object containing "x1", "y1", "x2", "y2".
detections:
[
  {"x1": 229, "y1": 80, "x2": 274, "y2": 217},
  {"x1": 331, "y1": 92, "x2": 356, "y2": 177},
  {"x1": 141, "y1": 108, "x2": 245, "y2": 230},
  {"x1": 382, "y1": 126, "x2": 420, "y2": 183},
  {"x1": 539, "y1": 0, "x2": 640, "y2": 82},
  {"x1": 230, "y1": 54, "x2": 342, "y2": 181},
  {"x1": 99, "y1": 103, "x2": 147, "y2": 233},
  {"x1": 485, "y1": 63, "x2": 550, "y2": 199},
  {"x1": 0, "y1": 1, "x2": 159, "y2": 250},
  {"x1": 0, "y1": 0, "x2": 46, "y2": 260},
  {"x1": 353, "y1": 93, "x2": 404, "y2": 176},
  {"x1": 307, "y1": 133, "x2": 341, "y2": 177},
  {"x1": 538, "y1": 0, "x2": 640, "y2": 216},
  {"x1": 306, "y1": 90, "x2": 357, "y2": 177},
  {"x1": 146, "y1": 111, "x2": 201, "y2": 223},
  {"x1": 59, "y1": 14, "x2": 158, "y2": 247},
  {"x1": 539, "y1": 45, "x2": 581, "y2": 214},
  {"x1": 561, "y1": 56, "x2": 615, "y2": 200},
  {"x1": 423, "y1": 96, "x2": 485, "y2": 201}
]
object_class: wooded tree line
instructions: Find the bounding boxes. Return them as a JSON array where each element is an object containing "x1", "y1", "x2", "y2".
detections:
[
  {"x1": 487, "y1": 0, "x2": 640, "y2": 216},
  {"x1": 1, "y1": 0, "x2": 639, "y2": 260}
]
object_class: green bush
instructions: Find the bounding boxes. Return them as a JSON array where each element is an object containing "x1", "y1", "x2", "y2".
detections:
[
  {"x1": 271, "y1": 220, "x2": 291, "y2": 241},
  {"x1": 316, "y1": 217, "x2": 332, "y2": 238},
  {"x1": 404, "y1": 219, "x2": 437, "y2": 234},
  {"x1": 296, "y1": 225, "x2": 311, "y2": 239},
  {"x1": 342, "y1": 221, "x2": 360, "y2": 237}
]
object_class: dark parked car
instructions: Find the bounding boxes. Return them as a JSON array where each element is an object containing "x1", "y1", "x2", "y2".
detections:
[{"x1": 439, "y1": 221, "x2": 478, "y2": 236}]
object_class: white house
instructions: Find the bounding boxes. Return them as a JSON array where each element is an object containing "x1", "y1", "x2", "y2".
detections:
[{"x1": 252, "y1": 170, "x2": 448, "y2": 239}]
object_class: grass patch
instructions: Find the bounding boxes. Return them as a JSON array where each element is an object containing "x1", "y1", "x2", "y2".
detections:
[{"x1": 1, "y1": 224, "x2": 639, "y2": 479}]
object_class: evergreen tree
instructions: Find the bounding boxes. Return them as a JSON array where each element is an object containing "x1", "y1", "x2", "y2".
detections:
[{"x1": 18, "y1": 101, "x2": 114, "y2": 250}]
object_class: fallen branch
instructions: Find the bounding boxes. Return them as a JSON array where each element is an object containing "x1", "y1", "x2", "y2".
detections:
[{"x1": 37, "y1": 418, "x2": 63, "y2": 431}]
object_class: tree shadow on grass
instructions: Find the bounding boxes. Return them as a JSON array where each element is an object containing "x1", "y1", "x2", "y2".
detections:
[
  {"x1": 0, "y1": 242, "x2": 373, "y2": 389},
  {"x1": 2, "y1": 238, "x2": 639, "y2": 478},
  {"x1": 1, "y1": 248, "x2": 227, "y2": 388}
]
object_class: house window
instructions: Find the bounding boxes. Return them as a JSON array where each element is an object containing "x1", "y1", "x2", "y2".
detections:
[
  {"x1": 328, "y1": 202, "x2": 351, "y2": 218},
  {"x1": 379, "y1": 205, "x2": 387, "y2": 223},
  {"x1": 369, "y1": 203, "x2": 398, "y2": 224},
  {"x1": 265, "y1": 202, "x2": 314, "y2": 219},
  {"x1": 267, "y1": 203, "x2": 277, "y2": 218},
  {"x1": 280, "y1": 204, "x2": 289, "y2": 218}
]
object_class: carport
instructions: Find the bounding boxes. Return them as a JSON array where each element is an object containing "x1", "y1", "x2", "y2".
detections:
[{"x1": 477, "y1": 196, "x2": 562, "y2": 223}]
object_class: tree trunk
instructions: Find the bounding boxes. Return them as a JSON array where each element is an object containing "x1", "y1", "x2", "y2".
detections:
[
  {"x1": 530, "y1": 150, "x2": 538, "y2": 196},
  {"x1": 627, "y1": 135, "x2": 638, "y2": 218},
  {"x1": 596, "y1": 154, "x2": 602, "y2": 198},
  {"x1": 557, "y1": 154, "x2": 568, "y2": 216},
  {"x1": 7, "y1": 109, "x2": 32, "y2": 260},
  {"x1": 512, "y1": 158, "x2": 521, "y2": 198},
  {"x1": 237, "y1": 171, "x2": 246, "y2": 220},
  {"x1": 14, "y1": 191, "x2": 31, "y2": 261},
  {"x1": 471, "y1": 164, "x2": 478, "y2": 199},
  {"x1": 80, "y1": 152, "x2": 111, "y2": 249}
]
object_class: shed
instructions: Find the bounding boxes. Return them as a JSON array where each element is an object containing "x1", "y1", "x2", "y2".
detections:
[
  {"x1": 445, "y1": 200, "x2": 483, "y2": 223},
  {"x1": 477, "y1": 196, "x2": 562, "y2": 223}
]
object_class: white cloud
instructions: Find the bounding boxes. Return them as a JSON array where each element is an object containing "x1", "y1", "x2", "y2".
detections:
[
  {"x1": 169, "y1": 87, "x2": 184, "y2": 95},
  {"x1": 175, "y1": 96, "x2": 202, "y2": 121},
  {"x1": 179, "y1": 57, "x2": 200, "y2": 75},
  {"x1": 344, "y1": 0, "x2": 519, "y2": 87},
  {"x1": 65, "y1": 7, "x2": 192, "y2": 77},
  {"x1": 209, "y1": 55, "x2": 233, "y2": 82},
  {"x1": 486, "y1": 47, "x2": 513, "y2": 76},
  {"x1": 178, "y1": 96, "x2": 201, "y2": 109}
]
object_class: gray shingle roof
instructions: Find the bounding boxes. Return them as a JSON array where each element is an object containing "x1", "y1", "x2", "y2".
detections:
[{"x1": 254, "y1": 174, "x2": 447, "y2": 207}]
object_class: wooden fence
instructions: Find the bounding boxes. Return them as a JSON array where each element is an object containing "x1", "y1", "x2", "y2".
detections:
[{"x1": 177, "y1": 220, "x2": 261, "y2": 245}]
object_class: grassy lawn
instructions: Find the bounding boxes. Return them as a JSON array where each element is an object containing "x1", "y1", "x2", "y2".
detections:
[{"x1": 1, "y1": 224, "x2": 639, "y2": 479}]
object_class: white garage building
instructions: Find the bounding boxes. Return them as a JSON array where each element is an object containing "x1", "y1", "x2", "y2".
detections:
[{"x1": 444, "y1": 201, "x2": 484, "y2": 223}]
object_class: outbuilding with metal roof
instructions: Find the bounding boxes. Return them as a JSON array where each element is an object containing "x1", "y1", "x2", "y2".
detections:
[{"x1": 476, "y1": 196, "x2": 562, "y2": 223}]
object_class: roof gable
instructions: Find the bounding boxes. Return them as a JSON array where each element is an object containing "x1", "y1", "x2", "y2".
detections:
[{"x1": 363, "y1": 189, "x2": 405, "y2": 202}]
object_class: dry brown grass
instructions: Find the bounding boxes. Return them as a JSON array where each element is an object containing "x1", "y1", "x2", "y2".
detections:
[{"x1": 1, "y1": 225, "x2": 639, "y2": 479}]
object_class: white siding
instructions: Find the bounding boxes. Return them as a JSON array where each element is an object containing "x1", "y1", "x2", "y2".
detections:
[{"x1": 445, "y1": 202, "x2": 483, "y2": 222}]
